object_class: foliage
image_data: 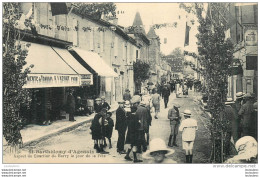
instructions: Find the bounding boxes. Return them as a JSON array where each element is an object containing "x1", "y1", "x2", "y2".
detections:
[
  {"x1": 73, "y1": 2, "x2": 117, "y2": 19},
  {"x1": 133, "y1": 60, "x2": 150, "y2": 84},
  {"x1": 3, "y1": 2, "x2": 33, "y2": 148},
  {"x1": 180, "y1": 3, "x2": 234, "y2": 163}
]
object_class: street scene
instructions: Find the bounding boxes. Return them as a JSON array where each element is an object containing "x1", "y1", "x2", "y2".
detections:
[{"x1": 3, "y1": 2, "x2": 258, "y2": 164}]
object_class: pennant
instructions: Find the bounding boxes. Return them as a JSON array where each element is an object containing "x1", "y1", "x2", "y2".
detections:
[
  {"x1": 50, "y1": 3, "x2": 68, "y2": 16},
  {"x1": 184, "y1": 22, "x2": 191, "y2": 46}
]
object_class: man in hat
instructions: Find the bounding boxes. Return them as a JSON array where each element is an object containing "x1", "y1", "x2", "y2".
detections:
[
  {"x1": 124, "y1": 95, "x2": 143, "y2": 162},
  {"x1": 179, "y1": 109, "x2": 198, "y2": 163},
  {"x1": 115, "y1": 100, "x2": 127, "y2": 154},
  {"x1": 142, "y1": 138, "x2": 176, "y2": 163},
  {"x1": 223, "y1": 98, "x2": 237, "y2": 155},
  {"x1": 168, "y1": 103, "x2": 181, "y2": 147},
  {"x1": 234, "y1": 92, "x2": 244, "y2": 138},
  {"x1": 162, "y1": 84, "x2": 171, "y2": 108},
  {"x1": 123, "y1": 88, "x2": 132, "y2": 101},
  {"x1": 94, "y1": 98, "x2": 103, "y2": 113},
  {"x1": 101, "y1": 96, "x2": 110, "y2": 111},
  {"x1": 67, "y1": 89, "x2": 76, "y2": 121},
  {"x1": 238, "y1": 93, "x2": 254, "y2": 137}
]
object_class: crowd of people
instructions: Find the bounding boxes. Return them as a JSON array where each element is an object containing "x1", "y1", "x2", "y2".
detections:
[{"x1": 89, "y1": 80, "x2": 258, "y2": 163}]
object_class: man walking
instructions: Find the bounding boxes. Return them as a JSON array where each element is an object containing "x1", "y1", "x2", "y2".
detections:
[
  {"x1": 115, "y1": 100, "x2": 127, "y2": 154},
  {"x1": 179, "y1": 110, "x2": 198, "y2": 163},
  {"x1": 67, "y1": 89, "x2": 76, "y2": 122},
  {"x1": 162, "y1": 84, "x2": 170, "y2": 108},
  {"x1": 168, "y1": 103, "x2": 181, "y2": 147}
]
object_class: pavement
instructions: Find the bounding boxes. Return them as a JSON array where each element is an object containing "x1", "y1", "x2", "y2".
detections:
[{"x1": 19, "y1": 104, "x2": 119, "y2": 146}]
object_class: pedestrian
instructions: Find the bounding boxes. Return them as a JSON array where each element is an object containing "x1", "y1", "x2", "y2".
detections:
[
  {"x1": 67, "y1": 89, "x2": 76, "y2": 122},
  {"x1": 250, "y1": 102, "x2": 257, "y2": 140},
  {"x1": 142, "y1": 138, "x2": 176, "y2": 163},
  {"x1": 140, "y1": 101, "x2": 152, "y2": 146},
  {"x1": 94, "y1": 98, "x2": 103, "y2": 113},
  {"x1": 182, "y1": 82, "x2": 188, "y2": 98},
  {"x1": 225, "y1": 136, "x2": 257, "y2": 163},
  {"x1": 168, "y1": 103, "x2": 181, "y2": 147},
  {"x1": 223, "y1": 98, "x2": 236, "y2": 155},
  {"x1": 123, "y1": 88, "x2": 132, "y2": 101},
  {"x1": 162, "y1": 84, "x2": 171, "y2": 108},
  {"x1": 176, "y1": 82, "x2": 182, "y2": 98},
  {"x1": 104, "y1": 112, "x2": 114, "y2": 149},
  {"x1": 124, "y1": 95, "x2": 143, "y2": 163},
  {"x1": 135, "y1": 99, "x2": 150, "y2": 153},
  {"x1": 101, "y1": 96, "x2": 110, "y2": 111},
  {"x1": 238, "y1": 93, "x2": 254, "y2": 137},
  {"x1": 151, "y1": 88, "x2": 160, "y2": 119},
  {"x1": 90, "y1": 108, "x2": 109, "y2": 154},
  {"x1": 179, "y1": 109, "x2": 198, "y2": 163},
  {"x1": 115, "y1": 100, "x2": 127, "y2": 154},
  {"x1": 234, "y1": 92, "x2": 244, "y2": 139}
]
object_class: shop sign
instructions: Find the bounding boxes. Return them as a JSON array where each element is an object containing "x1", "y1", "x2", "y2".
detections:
[
  {"x1": 23, "y1": 74, "x2": 80, "y2": 88},
  {"x1": 244, "y1": 25, "x2": 257, "y2": 46},
  {"x1": 81, "y1": 74, "x2": 93, "y2": 86}
]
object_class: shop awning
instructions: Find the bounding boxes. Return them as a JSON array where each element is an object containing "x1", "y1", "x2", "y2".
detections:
[
  {"x1": 22, "y1": 42, "x2": 81, "y2": 88},
  {"x1": 52, "y1": 47, "x2": 93, "y2": 85},
  {"x1": 69, "y1": 47, "x2": 118, "y2": 77}
]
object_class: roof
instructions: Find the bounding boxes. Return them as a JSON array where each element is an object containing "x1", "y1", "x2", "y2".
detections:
[
  {"x1": 147, "y1": 26, "x2": 158, "y2": 39},
  {"x1": 132, "y1": 11, "x2": 146, "y2": 34}
]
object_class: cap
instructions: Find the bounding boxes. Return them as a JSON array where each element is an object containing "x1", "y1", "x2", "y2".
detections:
[
  {"x1": 225, "y1": 97, "x2": 235, "y2": 105},
  {"x1": 173, "y1": 103, "x2": 180, "y2": 108}
]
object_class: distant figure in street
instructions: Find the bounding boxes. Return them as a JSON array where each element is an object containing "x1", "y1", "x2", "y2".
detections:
[
  {"x1": 238, "y1": 93, "x2": 254, "y2": 137},
  {"x1": 168, "y1": 103, "x2": 181, "y2": 147},
  {"x1": 225, "y1": 136, "x2": 257, "y2": 163},
  {"x1": 151, "y1": 89, "x2": 160, "y2": 119},
  {"x1": 143, "y1": 138, "x2": 176, "y2": 164},
  {"x1": 234, "y1": 92, "x2": 244, "y2": 139},
  {"x1": 94, "y1": 98, "x2": 103, "y2": 113},
  {"x1": 90, "y1": 108, "x2": 109, "y2": 154},
  {"x1": 101, "y1": 96, "x2": 110, "y2": 111},
  {"x1": 115, "y1": 100, "x2": 127, "y2": 154},
  {"x1": 162, "y1": 84, "x2": 171, "y2": 108},
  {"x1": 179, "y1": 109, "x2": 198, "y2": 163},
  {"x1": 182, "y1": 82, "x2": 188, "y2": 98},
  {"x1": 223, "y1": 98, "x2": 237, "y2": 155},
  {"x1": 104, "y1": 112, "x2": 114, "y2": 149},
  {"x1": 123, "y1": 88, "x2": 132, "y2": 101},
  {"x1": 124, "y1": 96, "x2": 143, "y2": 163},
  {"x1": 67, "y1": 89, "x2": 76, "y2": 122}
]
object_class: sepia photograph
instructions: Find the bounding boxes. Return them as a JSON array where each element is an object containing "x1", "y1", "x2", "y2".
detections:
[{"x1": 1, "y1": 1, "x2": 258, "y2": 169}]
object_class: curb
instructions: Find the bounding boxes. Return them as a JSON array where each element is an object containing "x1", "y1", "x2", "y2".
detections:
[{"x1": 22, "y1": 106, "x2": 118, "y2": 147}]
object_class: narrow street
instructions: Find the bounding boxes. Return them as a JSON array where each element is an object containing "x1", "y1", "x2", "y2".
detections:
[{"x1": 9, "y1": 90, "x2": 211, "y2": 164}]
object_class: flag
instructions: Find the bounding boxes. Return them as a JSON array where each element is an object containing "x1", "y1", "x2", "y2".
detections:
[
  {"x1": 50, "y1": 3, "x2": 68, "y2": 16},
  {"x1": 184, "y1": 22, "x2": 191, "y2": 46}
]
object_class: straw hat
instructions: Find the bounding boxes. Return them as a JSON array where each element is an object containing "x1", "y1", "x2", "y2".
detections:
[
  {"x1": 95, "y1": 98, "x2": 101, "y2": 101},
  {"x1": 234, "y1": 136, "x2": 258, "y2": 160},
  {"x1": 236, "y1": 92, "x2": 244, "y2": 99},
  {"x1": 118, "y1": 99, "x2": 125, "y2": 104},
  {"x1": 225, "y1": 97, "x2": 235, "y2": 105},
  {"x1": 183, "y1": 109, "x2": 191, "y2": 117},
  {"x1": 143, "y1": 138, "x2": 175, "y2": 159},
  {"x1": 101, "y1": 96, "x2": 106, "y2": 100}
]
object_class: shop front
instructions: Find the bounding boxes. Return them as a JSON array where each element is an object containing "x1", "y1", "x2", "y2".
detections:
[
  {"x1": 22, "y1": 42, "x2": 93, "y2": 125},
  {"x1": 68, "y1": 47, "x2": 118, "y2": 105}
]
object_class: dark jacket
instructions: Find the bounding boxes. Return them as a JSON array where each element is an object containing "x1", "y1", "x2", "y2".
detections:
[
  {"x1": 162, "y1": 86, "x2": 170, "y2": 98},
  {"x1": 67, "y1": 94, "x2": 75, "y2": 113},
  {"x1": 136, "y1": 105, "x2": 149, "y2": 132},
  {"x1": 90, "y1": 113, "x2": 103, "y2": 140},
  {"x1": 101, "y1": 102, "x2": 111, "y2": 111},
  {"x1": 104, "y1": 117, "x2": 114, "y2": 138},
  {"x1": 238, "y1": 101, "x2": 254, "y2": 128},
  {"x1": 224, "y1": 105, "x2": 237, "y2": 136},
  {"x1": 115, "y1": 106, "x2": 127, "y2": 131},
  {"x1": 94, "y1": 103, "x2": 103, "y2": 113}
]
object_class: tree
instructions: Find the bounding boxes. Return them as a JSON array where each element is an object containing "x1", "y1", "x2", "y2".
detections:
[
  {"x1": 133, "y1": 60, "x2": 150, "y2": 93},
  {"x1": 3, "y1": 2, "x2": 33, "y2": 150},
  {"x1": 180, "y1": 3, "x2": 234, "y2": 163}
]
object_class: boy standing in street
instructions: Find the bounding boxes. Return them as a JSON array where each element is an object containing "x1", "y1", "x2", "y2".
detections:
[{"x1": 179, "y1": 109, "x2": 198, "y2": 163}]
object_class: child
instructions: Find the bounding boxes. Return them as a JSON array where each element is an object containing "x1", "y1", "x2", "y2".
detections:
[
  {"x1": 179, "y1": 109, "x2": 198, "y2": 163},
  {"x1": 142, "y1": 138, "x2": 176, "y2": 163},
  {"x1": 104, "y1": 112, "x2": 114, "y2": 149}
]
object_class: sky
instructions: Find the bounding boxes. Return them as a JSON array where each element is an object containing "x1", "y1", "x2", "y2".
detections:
[{"x1": 115, "y1": 2, "x2": 199, "y2": 55}]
